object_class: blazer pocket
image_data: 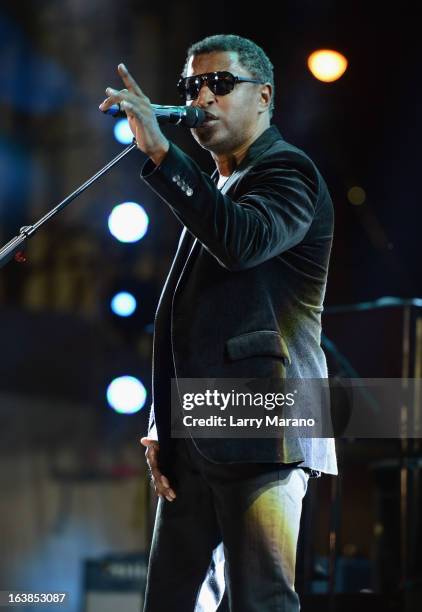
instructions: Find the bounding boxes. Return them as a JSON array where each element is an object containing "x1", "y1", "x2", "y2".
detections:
[{"x1": 225, "y1": 330, "x2": 291, "y2": 365}]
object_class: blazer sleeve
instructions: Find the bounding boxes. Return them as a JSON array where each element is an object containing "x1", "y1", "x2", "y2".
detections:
[{"x1": 140, "y1": 141, "x2": 319, "y2": 271}]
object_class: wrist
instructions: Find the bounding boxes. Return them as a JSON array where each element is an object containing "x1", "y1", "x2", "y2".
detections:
[{"x1": 149, "y1": 139, "x2": 170, "y2": 167}]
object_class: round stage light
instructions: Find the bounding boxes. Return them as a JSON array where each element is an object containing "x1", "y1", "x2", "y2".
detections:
[
  {"x1": 111, "y1": 292, "x2": 137, "y2": 317},
  {"x1": 108, "y1": 202, "x2": 149, "y2": 243},
  {"x1": 307, "y1": 49, "x2": 348, "y2": 82},
  {"x1": 113, "y1": 119, "x2": 133, "y2": 144},
  {"x1": 347, "y1": 186, "x2": 366, "y2": 206},
  {"x1": 106, "y1": 376, "x2": 147, "y2": 414}
]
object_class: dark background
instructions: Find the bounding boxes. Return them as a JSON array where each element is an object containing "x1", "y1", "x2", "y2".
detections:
[{"x1": 0, "y1": 1, "x2": 420, "y2": 610}]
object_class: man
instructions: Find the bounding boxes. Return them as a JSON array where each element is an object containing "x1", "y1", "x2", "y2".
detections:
[{"x1": 99, "y1": 34, "x2": 337, "y2": 612}]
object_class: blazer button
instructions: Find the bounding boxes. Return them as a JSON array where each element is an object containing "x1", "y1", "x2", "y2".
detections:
[
  {"x1": 172, "y1": 174, "x2": 180, "y2": 182},
  {"x1": 186, "y1": 187, "x2": 193, "y2": 196}
]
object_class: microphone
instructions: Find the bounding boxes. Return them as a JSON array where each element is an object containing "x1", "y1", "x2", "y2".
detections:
[{"x1": 103, "y1": 103, "x2": 206, "y2": 128}]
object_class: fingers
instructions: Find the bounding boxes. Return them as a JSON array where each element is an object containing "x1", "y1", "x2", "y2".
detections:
[
  {"x1": 140, "y1": 437, "x2": 176, "y2": 502},
  {"x1": 150, "y1": 464, "x2": 177, "y2": 502},
  {"x1": 99, "y1": 87, "x2": 136, "y2": 113},
  {"x1": 118, "y1": 63, "x2": 144, "y2": 97},
  {"x1": 99, "y1": 63, "x2": 147, "y2": 114},
  {"x1": 98, "y1": 63, "x2": 148, "y2": 116},
  {"x1": 99, "y1": 65, "x2": 169, "y2": 162},
  {"x1": 156, "y1": 474, "x2": 177, "y2": 502}
]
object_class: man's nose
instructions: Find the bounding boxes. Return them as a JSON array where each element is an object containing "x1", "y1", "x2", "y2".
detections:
[{"x1": 192, "y1": 83, "x2": 215, "y2": 107}]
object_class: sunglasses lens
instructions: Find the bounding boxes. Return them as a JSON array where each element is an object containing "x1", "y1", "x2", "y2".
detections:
[
  {"x1": 177, "y1": 79, "x2": 191, "y2": 101},
  {"x1": 177, "y1": 76, "x2": 199, "y2": 101},
  {"x1": 177, "y1": 72, "x2": 236, "y2": 101},
  {"x1": 210, "y1": 73, "x2": 235, "y2": 96},
  {"x1": 188, "y1": 77, "x2": 202, "y2": 100}
]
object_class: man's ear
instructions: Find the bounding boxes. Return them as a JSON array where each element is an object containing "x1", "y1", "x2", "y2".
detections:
[{"x1": 258, "y1": 83, "x2": 272, "y2": 114}]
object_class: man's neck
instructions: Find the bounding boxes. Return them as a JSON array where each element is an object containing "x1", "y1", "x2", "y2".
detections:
[{"x1": 212, "y1": 121, "x2": 270, "y2": 177}]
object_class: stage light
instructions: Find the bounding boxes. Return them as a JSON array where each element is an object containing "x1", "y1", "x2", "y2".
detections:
[
  {"x1": 105, "y1": 279, "x2": 158, "y2": 335},
  {"x1": 347, "y1": 186, "x2": 366, "y2": 206},
  {"x1": 108, "y1": 202, "x2": 149, "y2": 243},
  {"x1": 113, "y1": 119, "x2": 133, "y2": 144},
  {"x1": 106, "y1": 376, "x2": 147, "y2": 414},
  {"x1": 111, "y1": 292, "x2": 137, "y2": 317},
  {"x1": 307, "y1": 49, "x2": 348, "y2": 82}
]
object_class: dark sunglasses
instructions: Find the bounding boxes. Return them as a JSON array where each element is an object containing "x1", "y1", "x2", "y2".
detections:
[{"x1": 177, "y1": 71, "x2": 265, "y2": 102}]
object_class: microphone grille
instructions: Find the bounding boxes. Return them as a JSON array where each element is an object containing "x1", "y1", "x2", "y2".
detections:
[{"x1": 184, "y1": 107, "x2": 206, "y2": 128}]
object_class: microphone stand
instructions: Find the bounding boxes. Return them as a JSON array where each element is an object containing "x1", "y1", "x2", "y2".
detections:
[{"x1": 0, "y1": 139, "x2": 138, "y2": 268}]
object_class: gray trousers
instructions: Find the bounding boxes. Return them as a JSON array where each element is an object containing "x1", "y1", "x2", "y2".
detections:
[{"x1": 143, "y1": 438, "x2": 309, "y2": 612}]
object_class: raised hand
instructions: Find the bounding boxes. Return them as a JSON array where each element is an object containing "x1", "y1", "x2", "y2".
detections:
[{"x1": 99, "y1": 63, "x2": 169, "y2": 166}]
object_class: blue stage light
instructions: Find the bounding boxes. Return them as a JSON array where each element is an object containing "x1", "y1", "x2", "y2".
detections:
[
  {"x1": 111, "y1": 292, "x2": 137, "y2": 317},
  {"x1": 108, "y1": 202, "x2": 149, "y2": 243},
  {"x1": 113, "y1": 119, "x2": 133, "y2": 144},
  {"x1": 106, "y1": 376, "x2": 147, "y2": 414}
]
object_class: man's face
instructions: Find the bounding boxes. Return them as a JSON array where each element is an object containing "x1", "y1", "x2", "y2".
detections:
[{"x1": 184, "y1": 51, "x2": 267, "y2": 155}]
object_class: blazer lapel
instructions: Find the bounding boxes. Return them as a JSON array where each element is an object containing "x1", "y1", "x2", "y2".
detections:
[{"x1": 154, "y1": 227, "x2": 195, "y2": 322}]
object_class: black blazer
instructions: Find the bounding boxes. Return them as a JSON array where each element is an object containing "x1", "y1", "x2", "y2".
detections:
[{"x1": 141, "y1": 125, "x2": 337, "y2": 475}]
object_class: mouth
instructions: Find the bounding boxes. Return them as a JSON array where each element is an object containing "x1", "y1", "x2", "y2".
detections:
[{"x1": 202, "y1": 111, "x2": 219, "y2": 124}]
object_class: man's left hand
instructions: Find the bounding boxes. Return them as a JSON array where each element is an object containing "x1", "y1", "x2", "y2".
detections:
[{"x1": 99, "y1": 63, "x2": 169, "y2": 166}]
